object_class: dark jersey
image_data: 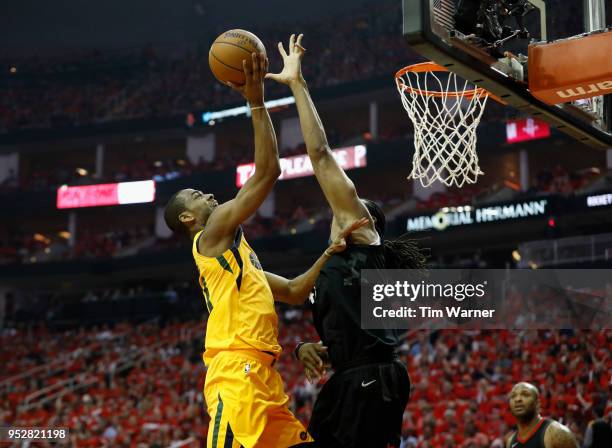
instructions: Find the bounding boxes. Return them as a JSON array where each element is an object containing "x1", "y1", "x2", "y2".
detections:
[
  {"x1": 509, "y1": 418, "x2": 552, "y2": 448},
  {"x1": 590, "y1": 418, "x2": 612, "y2": 447},
  {"x1": 311, "y1": 243, "x2": 401, "y2": 370}
]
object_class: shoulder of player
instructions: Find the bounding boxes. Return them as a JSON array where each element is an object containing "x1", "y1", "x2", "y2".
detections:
[
  {"x1": 197, "y1": 226, "x2": 235, "y2": 259},
  {"x1": 544, "y1": 420, "x2": 578, "y2": 448},
  {"x1": 196, "y1": 236, "x2": 234, "y2": 259}
]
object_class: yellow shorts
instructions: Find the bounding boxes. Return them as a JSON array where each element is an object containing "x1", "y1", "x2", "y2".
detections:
[{"x1": 204, "y1": 350, "x2": 314, "y2": 448}]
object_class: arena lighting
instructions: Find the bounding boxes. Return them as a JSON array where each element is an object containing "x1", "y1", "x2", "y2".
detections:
[
  {"x1": 33, "y1": 233, "x2": 50, "y2": 244},
  {"x1": 56, "y1": 180, "x2": 156, "y2": 209},
  {"x1": 236, "y1": 145, "x2": 368, "y2": 187},
  {"x1": 202, "y1": 96, "x2": 296, "y2": 124}
]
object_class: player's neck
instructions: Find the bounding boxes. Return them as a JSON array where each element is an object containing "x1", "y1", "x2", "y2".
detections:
[
  {"x1": 517, "y1": 414, "x2": 542, "y2": 437},
  {"x1": 190, "y1": 225, "x2": 205, "y2": 240}
]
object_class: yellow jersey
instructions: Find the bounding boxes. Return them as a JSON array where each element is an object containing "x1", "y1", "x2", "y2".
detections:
[{"x1": 192, "y1": 227, "x2": 281, "y2": 363}]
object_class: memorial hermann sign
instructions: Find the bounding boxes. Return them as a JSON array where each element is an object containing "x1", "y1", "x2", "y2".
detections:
[{"x1": 406, "y1": 199, "x2": 549, "y2": 232}]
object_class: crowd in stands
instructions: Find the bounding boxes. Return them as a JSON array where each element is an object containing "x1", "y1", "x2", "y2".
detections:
[
  {"x1": 413, "y1": 164, "x2": 605, "y2": 211},
  {"x1": 398, "y1": 328, "x2": 610, "y2": 447},
  {"x1": 1, "y1": 158, "x2": 608, "y2": 266},
  {"x1": 0, "y1": 158, "x2": 198, "y2": 193},
  {"x1": 0, "y1": 0, "x2": 584, "y2": 135},
  {"x1": 528, "y1": 165, "x2": 602, "y2": 195},
  {"x1": 0, "y1": 121, "x2": 350, "y2": 193},
  {"x1": 2, "y1": 157, "x2": 602, "y2": 202},
  {"x1": 1, "y1": 319, "x2": 207, "y2": 447},
  {"x1": 0, "y1": 227, "x2": 155, "y2": 265},
  {"x1": 1, "y1": 289, "x2": 610, "y2": 447},
  {"x1": 0, "y1": 182, "x2": 415, "y2": 264},
  {"x1": 0, "y1": 0, "x2": 414, "y2": 133}
]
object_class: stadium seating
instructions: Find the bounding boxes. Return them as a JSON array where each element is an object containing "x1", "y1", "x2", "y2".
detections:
[
  {"x1": 1, "y1": 296, "x2": 609, "y2": 447},
  {"x1": 0, "y1": 2, "x2": 411, "y2": 134}
]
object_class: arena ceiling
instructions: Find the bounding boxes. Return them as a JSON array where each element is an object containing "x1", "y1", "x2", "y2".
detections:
[{"x1": 2, "y1": 0, "x2": 373, "y2": 56}]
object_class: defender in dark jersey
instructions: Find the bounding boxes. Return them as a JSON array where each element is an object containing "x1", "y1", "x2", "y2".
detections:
[
  {"x1": 583, "y1": 399, "x2": 612, "y2": 448},
  {"x1": 507, "y1": 382, "x2": 578, "y2": 448},
  {"x1": 266, "y1": 34, "x2": 426, "y2": 448}
]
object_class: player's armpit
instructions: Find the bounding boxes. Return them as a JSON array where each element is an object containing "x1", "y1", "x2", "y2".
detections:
[{"x1": 544, "y1": 421, "x2": 579, "y2": 448}]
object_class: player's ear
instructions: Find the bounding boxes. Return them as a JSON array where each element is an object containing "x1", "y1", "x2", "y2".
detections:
[{"x1": 179, "y1": 211, "x2": 195, "y2": 225}]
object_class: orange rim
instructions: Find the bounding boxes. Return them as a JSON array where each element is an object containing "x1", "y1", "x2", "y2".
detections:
[{"x1": 395, "y1": 62, "x2": 500, "y2": 102}]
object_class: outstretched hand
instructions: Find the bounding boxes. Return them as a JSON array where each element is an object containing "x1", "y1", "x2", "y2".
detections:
[
  {"x1": 226, "y1": 52, "x2": 268, "y2": 106},
  {"x1": 326, "y1": 218, "x2": 369, "y2": 255},
  {"x1": 265, "y1": 34, "x2": 306, "y2": 87}
]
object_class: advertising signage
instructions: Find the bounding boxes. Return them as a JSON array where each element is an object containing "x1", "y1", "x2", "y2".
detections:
[
  {"x1": 236, "y1": 145, "x2": 367, "y2": 187},
  {"x1": 506, "y1": 118, "x2": 551, "y2": 143},
  {"x1": 57, "y1": 180, "x2": 156, "y2": 209},
  {"x1": 406, "y1": 199, "x2": 550, "y2": 232},
  {"x1": 586, "y1": 192, "x2": 612, "y2": 208}
]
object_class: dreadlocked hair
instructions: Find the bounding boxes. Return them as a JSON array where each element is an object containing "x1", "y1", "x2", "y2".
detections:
[
  {"x1": 362, "y1": 198, "x2": 429, "y2": 270},
  {"x1": 382, "y1": 235, "x2": 429, "y2": 270}
]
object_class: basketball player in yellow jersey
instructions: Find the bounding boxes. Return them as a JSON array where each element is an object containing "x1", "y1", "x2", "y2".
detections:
[{"x1": 164, "y1": 52, "x2": 366, "y2": 448}]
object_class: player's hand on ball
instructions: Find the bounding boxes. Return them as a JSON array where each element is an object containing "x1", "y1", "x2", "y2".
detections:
[
  {"x1": 297, "y1": 342, "x2": 329, "y2": 382},
  {"x1": 326, "y1": 218, "x2": 369, "y2": 256},
  {"x1": 265, "y1": 33, "x2": 305, "y2": 87},
  {"x1": 226, "y1": 52, "x2": 268, "y2": 107}
]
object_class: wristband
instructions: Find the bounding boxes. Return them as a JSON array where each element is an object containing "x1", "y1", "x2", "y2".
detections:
[
  {"x1": 293, "y1": 342, "x2": 306, "y2": 360},
  {"x1": 250, "y1": 105, "x2": 266, "y2": 111}
]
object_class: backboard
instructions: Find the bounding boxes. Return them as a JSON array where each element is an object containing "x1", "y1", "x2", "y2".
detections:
[{"x1": 402, "y1": 0, "x2": 612, "y2": 149}]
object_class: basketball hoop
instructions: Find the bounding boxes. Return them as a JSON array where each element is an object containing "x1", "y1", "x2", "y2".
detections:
[{"x1": 395, "y1": 62, "x2": 493, "y2": 188}]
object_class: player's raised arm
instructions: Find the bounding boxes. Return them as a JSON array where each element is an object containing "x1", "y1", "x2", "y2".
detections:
[
  {"x1": 202, "y1": 53, "x2": 281, "y2": 256},
  {"x1": 266, "y1": 34, "x2": 378, "y2": 244}
]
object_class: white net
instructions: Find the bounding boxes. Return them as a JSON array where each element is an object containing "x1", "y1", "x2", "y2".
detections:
[{"x1": 395, "y1": 64, "x2": 490, "y2": 188}]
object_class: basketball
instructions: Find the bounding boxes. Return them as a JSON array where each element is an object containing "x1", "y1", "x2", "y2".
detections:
[{"x1": 209, "y1": 29, "x2": 266, "y2": 86}]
